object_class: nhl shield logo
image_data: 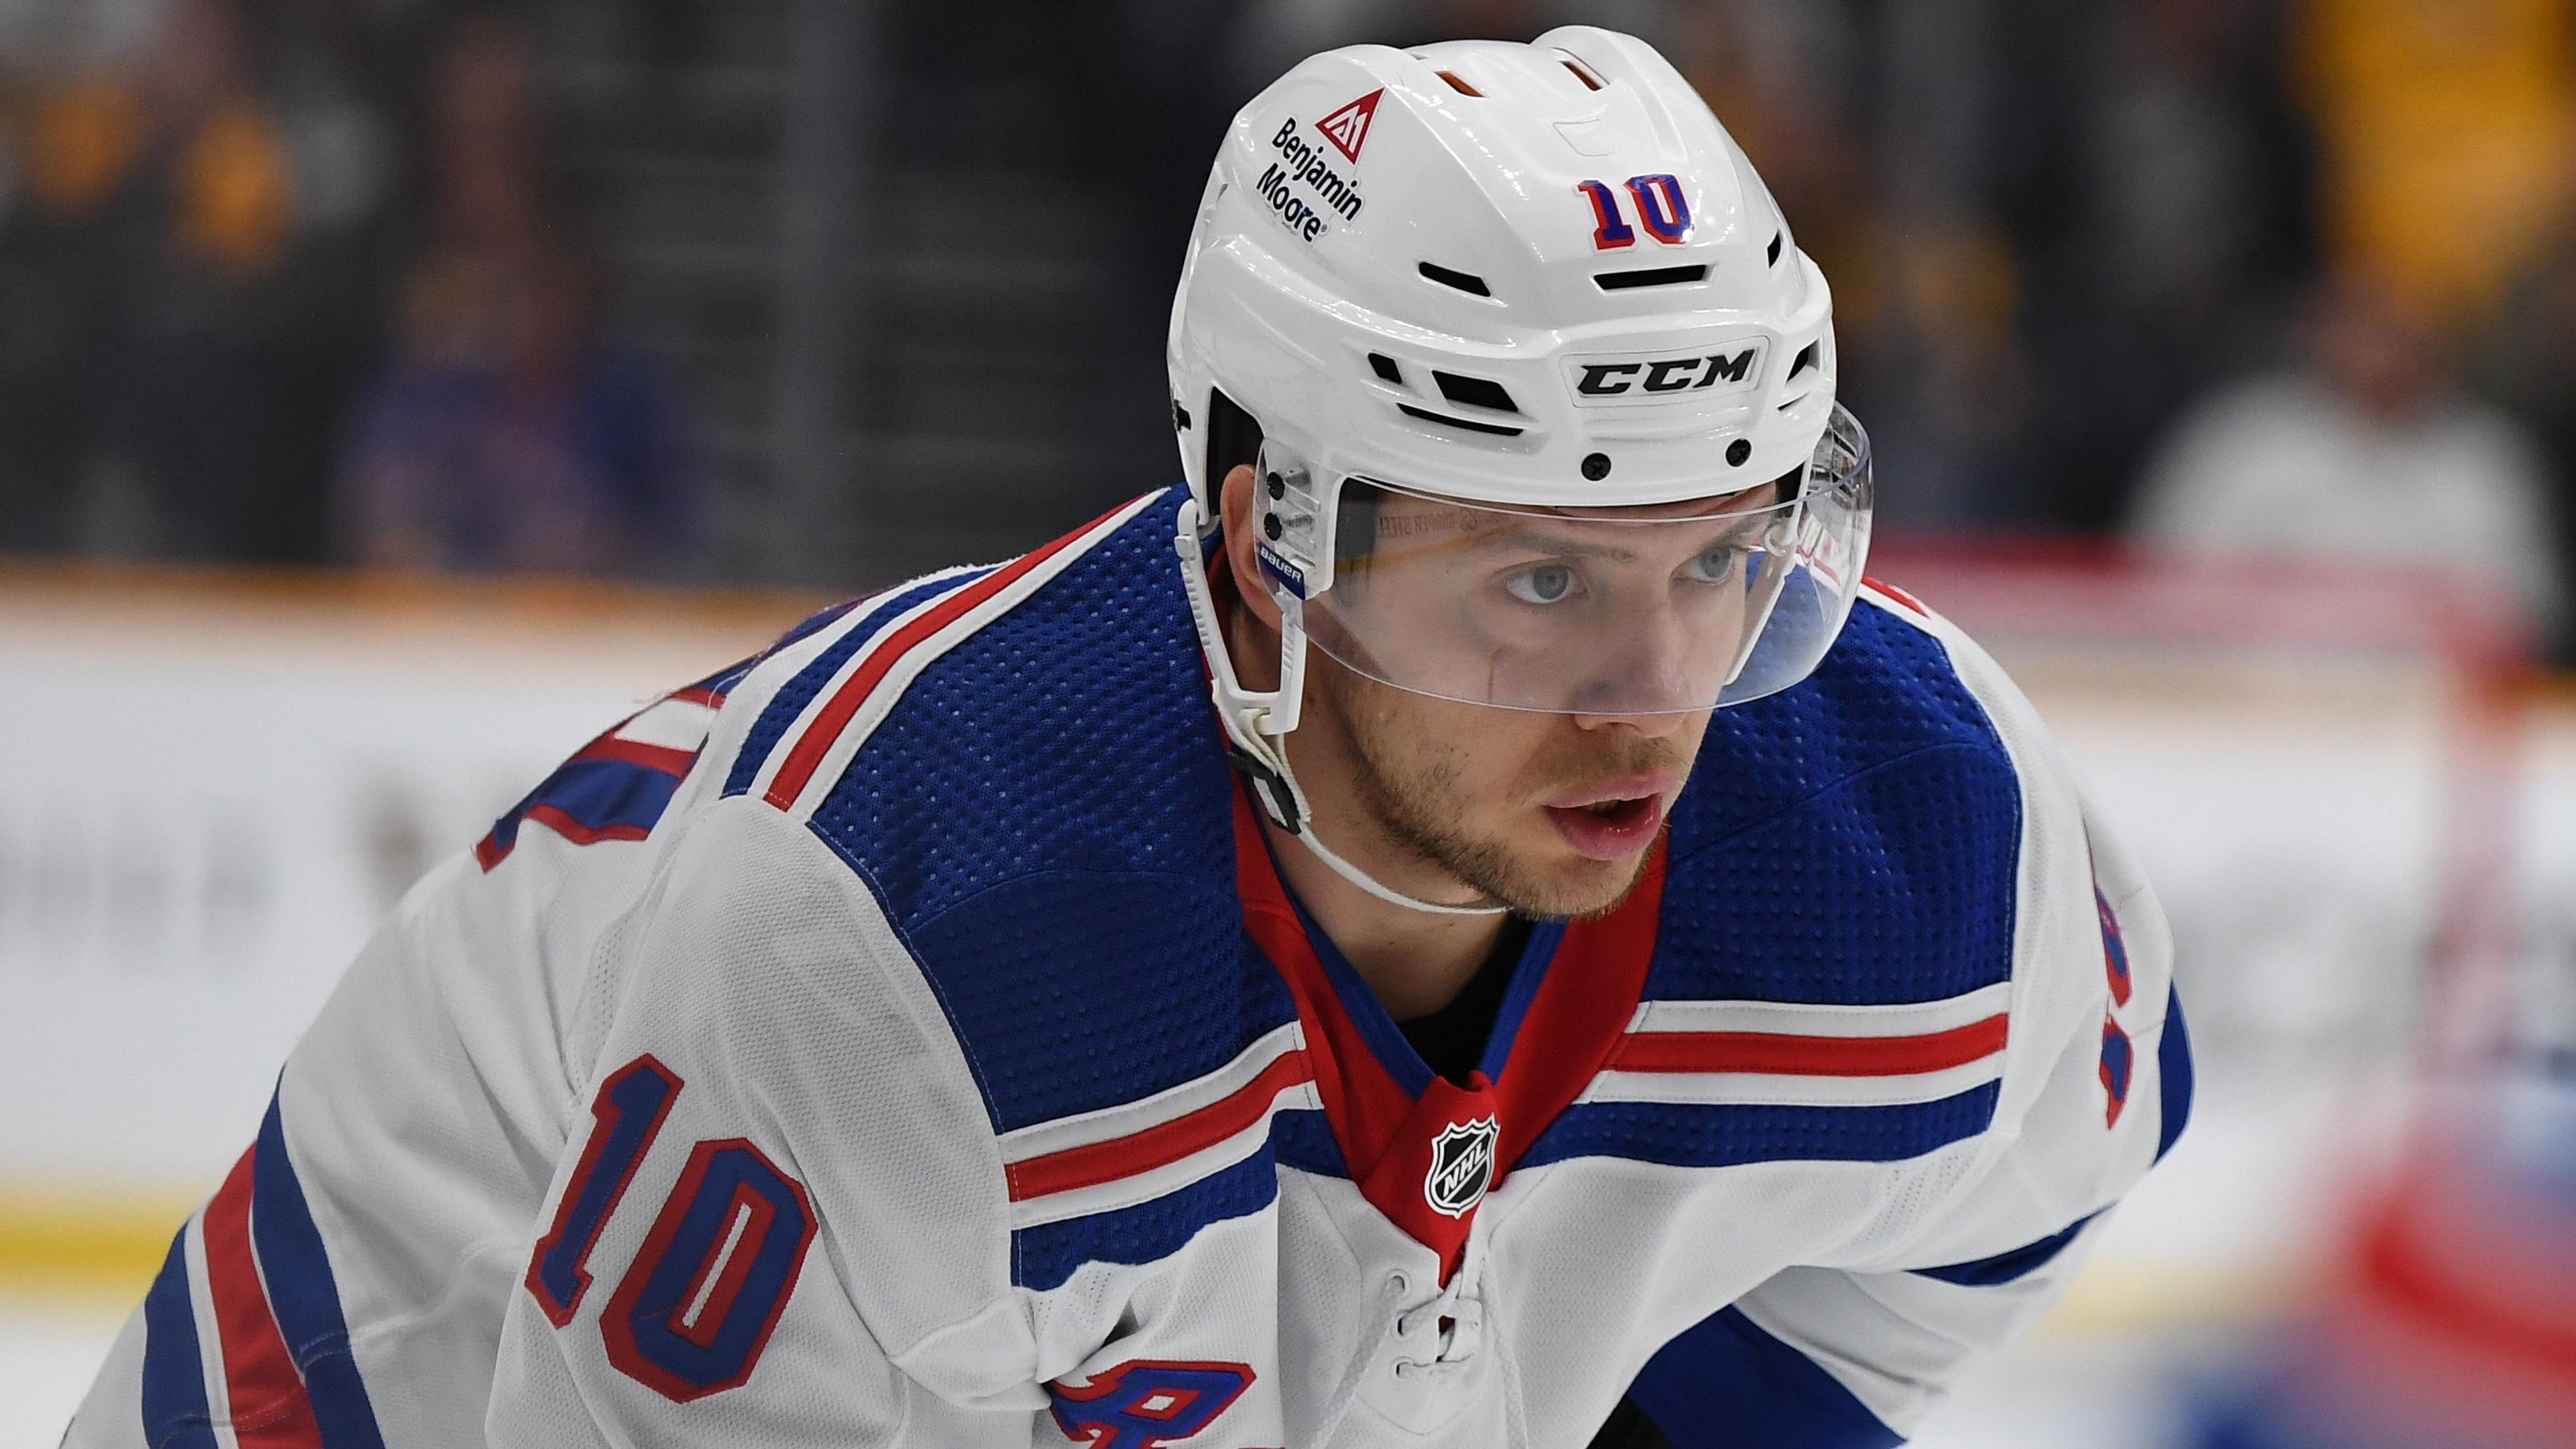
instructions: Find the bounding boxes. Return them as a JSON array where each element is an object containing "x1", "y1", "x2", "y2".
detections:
[{"x1": 1423, "y1": 1116, "x2": 1500, "y2": 1219}]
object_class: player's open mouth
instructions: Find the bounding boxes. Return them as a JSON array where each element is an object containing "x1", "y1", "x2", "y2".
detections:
[{"x1": 1542, "y1": 795, "x2": 1664, "y2": 860}]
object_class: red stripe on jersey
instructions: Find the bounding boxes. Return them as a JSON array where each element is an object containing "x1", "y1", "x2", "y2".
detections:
[
  {"x1": 201, "y1": 1150, "x2": 326, "y2": 1449},
  {"x1": 1611, "y1": 1014, "x2": 2009, "y2": 1077},
  {"x1": 669, "y1": 686, "x2": 725, "y2": 709},
  {"x1": 763, "y1": 499, "x2": 1133, "y2": 811},
  {"x1": 572, "y1": 736, "x2": 699, "y2": 776},
  {"x1": 1007, "y1": 1051, "x2": 1313, "y2": 1203},
  {"x1": 1864, "y1": 576, "x2": 1929, "y2": 616}
]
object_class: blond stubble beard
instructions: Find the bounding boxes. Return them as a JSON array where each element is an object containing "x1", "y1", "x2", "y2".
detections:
[{"x1": 1315, "y1": 664, "x2": 1680, "y2": 922}]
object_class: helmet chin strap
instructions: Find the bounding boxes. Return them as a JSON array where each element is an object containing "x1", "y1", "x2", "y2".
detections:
[
  {"x1": 1280, "y1": 783, "x2": 1512, "y2": 918},
  {"x1": 1177, "y1": 498, "x2": 1511, "y2": 919}
]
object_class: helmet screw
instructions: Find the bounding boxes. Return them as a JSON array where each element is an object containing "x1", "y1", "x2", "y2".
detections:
[
  {"x1": 1266, "y1": 472, "x2": 1286, "y2": 500},
  {"x1": 1263, "y1": 513, "x2": 1284, "y2": 540},
  {"x1": 1581, "y1": 452, "x2": 1612, "y2": 481},
  {"x1": 1726, "y1": 439, "x2": 1752, "y2": 467}
]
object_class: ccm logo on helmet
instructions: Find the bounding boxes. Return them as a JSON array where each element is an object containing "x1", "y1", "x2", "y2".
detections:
[{"x1": 1566, "y1": 341, "x2": 1769, "y2": 405}]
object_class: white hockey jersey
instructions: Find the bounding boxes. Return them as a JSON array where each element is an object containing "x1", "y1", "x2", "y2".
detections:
[{"x1": 67, "y1": 486, "x2": 2191, "y2": 1448}]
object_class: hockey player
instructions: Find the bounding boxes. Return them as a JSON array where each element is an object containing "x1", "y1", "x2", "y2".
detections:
[{"x1": 67, "y1": 29, "x2": 2190, "y2": 1449}]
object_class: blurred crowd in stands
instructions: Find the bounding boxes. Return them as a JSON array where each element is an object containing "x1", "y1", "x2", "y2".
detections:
[
  {"x1": 2, "y1": 0, "x2": 2574, "y2": 658},
  {"x1": 0, "y1": 0, "x2": 691, "y2": 576}
]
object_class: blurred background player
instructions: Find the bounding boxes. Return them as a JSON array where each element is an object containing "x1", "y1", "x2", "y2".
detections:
[
  {"x1": 2179, "y1": 1044, "x2": 2576, "y2": 1449},
  {"x1": 2130, "y1": 268, "x2": 2563, "y2": 637}
]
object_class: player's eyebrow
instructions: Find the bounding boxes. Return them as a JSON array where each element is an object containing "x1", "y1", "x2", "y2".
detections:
[{"x1": 1463, "y1": 512, "x2": 1773, "y2": 564}]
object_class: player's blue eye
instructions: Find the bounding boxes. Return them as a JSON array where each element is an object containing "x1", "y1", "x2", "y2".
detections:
[
  {"x1": 1682, "y1": 547, "x2": 1740, "y2": 584},
  {"x1": 1504, "y1": 564, "x2": 1580, "y2": 604}
]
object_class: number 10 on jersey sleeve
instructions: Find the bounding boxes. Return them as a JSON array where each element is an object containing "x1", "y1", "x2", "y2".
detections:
[{"x1": 524, "y1": 1054, "x2": 820, "y2": 1401}]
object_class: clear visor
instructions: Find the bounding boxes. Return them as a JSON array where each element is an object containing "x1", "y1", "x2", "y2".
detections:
[{"x1": 1296, "y1": 403, "x2": 1873, "y2": 714}]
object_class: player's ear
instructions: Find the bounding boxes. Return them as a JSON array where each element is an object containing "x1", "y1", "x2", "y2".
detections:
[{"x1": 1218, "y1": 464, "x2": 1285, "y2": 633}]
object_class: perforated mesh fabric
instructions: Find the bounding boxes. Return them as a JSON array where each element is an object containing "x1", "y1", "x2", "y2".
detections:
[
  {"x1": 1517, "y1": 1085, "x2": 2000, "y2": 1172},
  {"x1": 1836, "y1": 1142, "x2": 1988, "y2": 1265},
  {"x1": 1653, "y1": 601, "x2": 2021, "y2": 1006},
  {"x1": 723, "y1": 569, "x2": 995, "y2": 799},
  {"x1": 907, "y1": 873, "x2": 1290, "y2": 1130},
  {"x1": 1271, "y1": 1110, "x2": 1349, "y2": 1178},
  {"x1": 808, "y1": 490, "x2": 1299, "y2": 1133}
]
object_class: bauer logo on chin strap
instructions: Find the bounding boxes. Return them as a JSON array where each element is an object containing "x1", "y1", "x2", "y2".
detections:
[{"x1": 1424, "y1": 1117, "x2": 1500, "y2": 1218}]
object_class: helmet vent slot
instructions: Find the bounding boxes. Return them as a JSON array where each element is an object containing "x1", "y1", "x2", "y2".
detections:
[
  {"x1": 1768, "y1": 231, "x2": 1784, "y2": 267},
  {"x1": 1436, "y1": 69, "x2": 1483, "y2": 97},
  {"x1": 1399, "y1": 403, "x2": 1523, "y2": 438},
  {"x1": 1562, "y1": 58, "x2": 1605, "y2": 91},
  {"x1": 1418, "y1": 262, "x2": 1493, "y2": 297},
  {"x1": 1368, "y1": 352, "x2": 1406, "y2": 385},
  {"x1": 1594, "y1": 264, "x2": 1709, "y2": 291},
  {"x1": 1787, "y1": 340, "x2": 1819, "y2": 380},
  {"x1": 1432, "y1": 372, "x2": 1518, "y2": 413}
]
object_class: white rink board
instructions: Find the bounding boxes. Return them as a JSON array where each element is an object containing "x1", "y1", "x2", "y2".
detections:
[
  {"x1": 0, "y1": 577, "x2": 796, "y2": 1199},
  {"x1": 2, "y1": 575, "x2": 2572, "y2": 1324}
]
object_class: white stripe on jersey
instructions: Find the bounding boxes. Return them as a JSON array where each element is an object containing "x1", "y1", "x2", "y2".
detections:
[
  {"x1": 755, "y1": 495, "x2": 1158, "y2": 820},
  {"x1": 1581, "y1": 1056, "x2": 2006, "y2": 1109},
  {"x1": 180, "y1": 1214, "x2": 244, "y2": 1449},
  {"x1": 1623, "y1": 982, "x2": 2014, "y2": 1038},
  {"x1": 996, "y1": 1023, "x2": 1309, "y2": 1164},
  {"x1": 997, "y1": 1023, "x2": 1320, "y2": 1229},
  {"x1": 736, "y1": 564, "x2": 991, "y2": 806},
  {"x1": 609, "y1": 693, "x2": 722, "y2": 752},
  {"x1": 1007, "y1": 1076, "x2": 1321, "y2": 1231},
  {"x1": 1585, "y1": 983, "x2": 2015, "y2": 1107}
]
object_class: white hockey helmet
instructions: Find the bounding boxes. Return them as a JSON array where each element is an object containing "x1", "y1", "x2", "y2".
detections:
[{"x1": 1168, "y1": 29, "x2": 1873, "y2": 890}]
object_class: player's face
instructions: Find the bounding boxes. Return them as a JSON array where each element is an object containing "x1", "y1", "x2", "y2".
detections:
[
  {"x1": 1220, "y1": 462, "x2": 1723, "y2": 918},
  {"x1": 1308, "y1": 643, "x2": 1712, "y2": 920}
]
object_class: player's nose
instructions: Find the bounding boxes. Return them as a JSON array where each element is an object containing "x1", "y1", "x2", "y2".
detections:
[
  {"x1": 1568, "y1": 702, "x2": 1695, "y2": 740},
  {"x1": 1565, "y1": 601, "x2": 1705, "y2": 731}
]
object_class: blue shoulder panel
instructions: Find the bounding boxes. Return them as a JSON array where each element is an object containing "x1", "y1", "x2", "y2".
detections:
[
  {"x1": 1654, "y1": 601, "x2": 2023, "y2": 1006},
  {"x1": 723, "y1": 571, "x2": 992, "y2": 799},
  {"x1": 803, "y1": 489, "x2": 1299, "y2": 1136}
]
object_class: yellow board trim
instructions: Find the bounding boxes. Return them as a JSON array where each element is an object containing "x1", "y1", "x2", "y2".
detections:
[{"x1": 0, "y1": 1191, "x2": 203, "y2": 1305}]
